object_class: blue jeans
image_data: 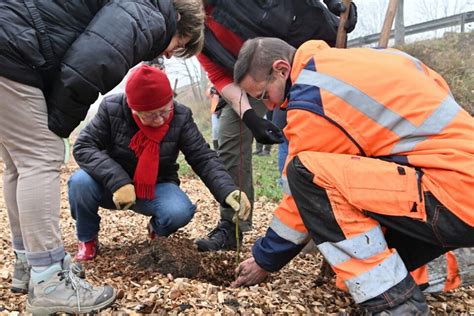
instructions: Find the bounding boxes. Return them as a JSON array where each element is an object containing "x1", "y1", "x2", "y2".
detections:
[{"x1": 68, "y1": 169, "x2": 196, "y2": 242}]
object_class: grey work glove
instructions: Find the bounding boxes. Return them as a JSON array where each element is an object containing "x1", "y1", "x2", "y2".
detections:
[
  {"x1": 112, "y1": 184, "x2": 136, "y2": 210},
  {"x1": 323, "y1": 0, "x2": 358, "y2": 33},
  {"x1": 225, "y1": 190, "x2": 251, "y2": 222}
]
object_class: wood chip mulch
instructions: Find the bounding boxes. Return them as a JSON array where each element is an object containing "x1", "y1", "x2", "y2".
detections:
[{"x1": 0, "y1": 160, "x2": 473, "y2": 315}]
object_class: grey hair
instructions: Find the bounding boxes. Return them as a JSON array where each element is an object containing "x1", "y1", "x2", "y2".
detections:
[{"x1": 234, "y1": 37, "x2": 296, "y2": 84}]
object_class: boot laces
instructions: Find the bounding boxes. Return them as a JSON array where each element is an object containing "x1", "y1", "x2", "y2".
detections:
[
  {"x1": 20, "y1": 260, "x2": 30, "y2": 273},
  {"x1": 58, "y1": 269, "x2": 93, "y2": 311}
]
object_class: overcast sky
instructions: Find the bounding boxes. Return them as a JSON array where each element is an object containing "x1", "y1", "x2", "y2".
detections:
[{"x1": 349, "y1": 0, "x2": 473, "y2": 38}]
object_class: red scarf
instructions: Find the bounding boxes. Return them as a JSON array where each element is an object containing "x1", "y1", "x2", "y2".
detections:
[{"x1": 129, "y1": 108, "x2": 174, "y2": 199}]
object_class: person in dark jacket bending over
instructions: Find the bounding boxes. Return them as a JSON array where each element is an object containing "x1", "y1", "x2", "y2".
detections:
[
  {"x1": 69, "y1": 65, "x2": 251, "y2": 262},
  {"x1": 195, "y1": 0, "x2": 357, "y2": 252},
  {"x1": 0, "y1": 0, "x2": 204, "y2": 313}
]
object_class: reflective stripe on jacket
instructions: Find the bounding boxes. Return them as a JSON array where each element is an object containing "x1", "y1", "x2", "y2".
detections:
[{"x1": 286, "y1": 40, "x2": 474, "y2": 225}]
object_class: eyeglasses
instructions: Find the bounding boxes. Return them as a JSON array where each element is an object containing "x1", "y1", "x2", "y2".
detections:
[
  {"x1": 133, "y1": 107, "x2": 172, "y2": 121},
  {"x1": 256, "y1": 72, "x2": 273, "y2": 101}
]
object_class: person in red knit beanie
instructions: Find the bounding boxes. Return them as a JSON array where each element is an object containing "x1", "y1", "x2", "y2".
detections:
[{"x1": 68, "y1": 64, "x2": 251, "y2": 262}]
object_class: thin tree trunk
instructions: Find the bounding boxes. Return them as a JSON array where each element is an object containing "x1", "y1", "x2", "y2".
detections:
[{"x1": 183, "y1": 60, "x2": 201, "y2": 101}]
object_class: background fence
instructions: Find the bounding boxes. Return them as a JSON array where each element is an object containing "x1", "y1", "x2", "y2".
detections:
[{"x1": 348, "y1": 10, "x2": 474, "y2": 47}]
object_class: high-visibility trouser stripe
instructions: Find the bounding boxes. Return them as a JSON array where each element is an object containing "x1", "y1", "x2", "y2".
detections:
[
  {"x1": 281, "y1": 176, "x2": 291, "y2": 195},
  {"x1": 423, "y1": 252, "x2": 448, "y2": 293},
  {"x1": 295, "y1": 69, "x2": 461, "y2": 154},
  {"x1": 317, "y1": 225, "x2": 407, "y2": 302},
  {"x1": 454, "y1": 248, "x2": 474, "y2": 287},
  {"x1": 318, "y1": 225, "x2": 387, "y2": 266},
  {"x1": 346, "y1": 251, "x2": 408, "y2": 303},
  {"x1": 423, "y1": 248, "x2": 474, "y2": 293},
  {"x1": 269, "y1": 215, "x2": 309, "y2": 245}
]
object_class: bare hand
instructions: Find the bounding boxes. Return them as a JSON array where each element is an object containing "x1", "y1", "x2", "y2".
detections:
[{"x1": 231, "y1": 257, "x2": 269, "y2": 287}]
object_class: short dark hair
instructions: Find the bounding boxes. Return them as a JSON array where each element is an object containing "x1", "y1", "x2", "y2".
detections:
[{"x1": 234, "y1": 37, "x2": 295, "y2": 84}]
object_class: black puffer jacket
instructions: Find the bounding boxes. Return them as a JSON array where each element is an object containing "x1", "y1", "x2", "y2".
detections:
[
  {"x1": 0, "y1": 0, "x2": 176, "y2": 138},
  {"x1": 73, "y1": 94, "x2": 237, "y2": 205},
  {"x1": 202, "y1": 0, "x2": 340, "y2": 72}
]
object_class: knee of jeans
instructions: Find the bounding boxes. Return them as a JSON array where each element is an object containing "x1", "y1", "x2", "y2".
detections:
[
  {"x1": 157, "y1": 203, "x2": 196, "y2": 231},
  {"x1": 68, "y1": 170, "x2": 98, "y2": 197},
  {"x1": 69, "y1": 170, "x2": 92, "y2": 188}
]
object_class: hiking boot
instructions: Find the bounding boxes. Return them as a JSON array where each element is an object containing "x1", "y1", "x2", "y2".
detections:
[
  {"x1": 64, "y1": 253, "x2": 86, "y2": 280},
  {"x1": 75, "y1": 237, "x2": 98, "y2": 262},
  {"x1": 11, "y1": 252, "x2": 84, "y2": 294},
  {"x1": 26, "y1": 257, "x2": 116, "y2": 314},
  {"x1": 11, "y1": 251, "x2": 29, "y2": 294},
  {"x1": 195, "y1": 220, "x2": 243, "y2": 252},
  {"x1": 369, "y1": 285, "x2": 430, "y2": 316}
]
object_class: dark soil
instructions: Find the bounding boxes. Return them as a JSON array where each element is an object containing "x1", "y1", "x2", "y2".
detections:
[{"x1": 134, "y1": 233, "x2": 238, "y2": 286}]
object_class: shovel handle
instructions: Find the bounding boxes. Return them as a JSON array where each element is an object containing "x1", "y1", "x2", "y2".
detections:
[{"x1": 335, "y1": 0, "x2": 352, "y2": 48}]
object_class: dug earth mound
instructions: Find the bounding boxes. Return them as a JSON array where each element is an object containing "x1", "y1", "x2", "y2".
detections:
[{"x1": 135, "y1": 233, "x2": 238, "y2": 286}]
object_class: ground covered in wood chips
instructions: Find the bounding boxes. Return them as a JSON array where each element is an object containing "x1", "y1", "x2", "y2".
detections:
[{"x1": 0, "y1": 160, "x2": 473, "y2": 315}]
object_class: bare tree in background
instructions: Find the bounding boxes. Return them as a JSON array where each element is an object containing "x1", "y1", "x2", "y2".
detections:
[
  {"x1": 349, "y1": 0, "x2": 387, "y2": 38},
  {"x1": 165, "y1": 58, "x2": 204, "y2": 102},
  {"x1": 417, "y1": 0, "x2": 466, "y2": 35},
  {"x1": 421, "y1": 0, "x2": 466, "y2": 19}
]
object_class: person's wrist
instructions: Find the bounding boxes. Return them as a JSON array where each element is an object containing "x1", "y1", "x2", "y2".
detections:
[
  {"x1": 242, "y1": 108, "x2": 259, "y2": 131},
  {"x1": 233, "y1": 103, "x2": 253, "y2": 118}
]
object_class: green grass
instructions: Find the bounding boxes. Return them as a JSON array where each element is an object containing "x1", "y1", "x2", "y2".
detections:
[
  {"x1": 252, "y1": 148, "x2": 283, "y2": 202},
  {"x1": 177, "y1": 144, "x2": 283, "y2": 203},
  {"x1": 177, "y1": 153, "x2": 198, "y2": 179}
]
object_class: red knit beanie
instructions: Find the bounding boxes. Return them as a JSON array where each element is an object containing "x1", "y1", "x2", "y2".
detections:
[{"x1": 125, "y1": 64, "x2": 173, "y2": 111}]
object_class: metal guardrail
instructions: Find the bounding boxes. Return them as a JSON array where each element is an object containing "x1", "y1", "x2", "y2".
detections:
[{"x1": 348, "y1": 11, "x2": 474, "y2": 47}]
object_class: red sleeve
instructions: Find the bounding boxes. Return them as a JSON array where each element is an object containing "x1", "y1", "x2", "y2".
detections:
[
  {"x1": 197, "y1": 53, "x2": 233, "y2": 92},
  {"x1": 198, "y1": 5, "x2": 244, "y2": 93}
]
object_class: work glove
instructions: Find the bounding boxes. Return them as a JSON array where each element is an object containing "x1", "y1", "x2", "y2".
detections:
[
  {"x1": 242, "y1": 109, "x2": 284, "y2": 145},
  {"x1": 112, "y1": 184, "x2": 136, "y2": 210},
  {"x1": 225, "y1": 190, "x2": 251, "y2": 222},
  {"x1": 323, "y1": 0, "x2": 358, "y2": 33}
]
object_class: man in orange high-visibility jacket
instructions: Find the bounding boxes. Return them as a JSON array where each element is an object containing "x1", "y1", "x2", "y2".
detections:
[{"x1": 231, "y1": 38, "x2": 474, "y2": 315}]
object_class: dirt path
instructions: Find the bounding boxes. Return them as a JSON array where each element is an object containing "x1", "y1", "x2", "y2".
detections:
[{"x1": 0, "y1": 160, "x2": 472, "y2": 314}]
